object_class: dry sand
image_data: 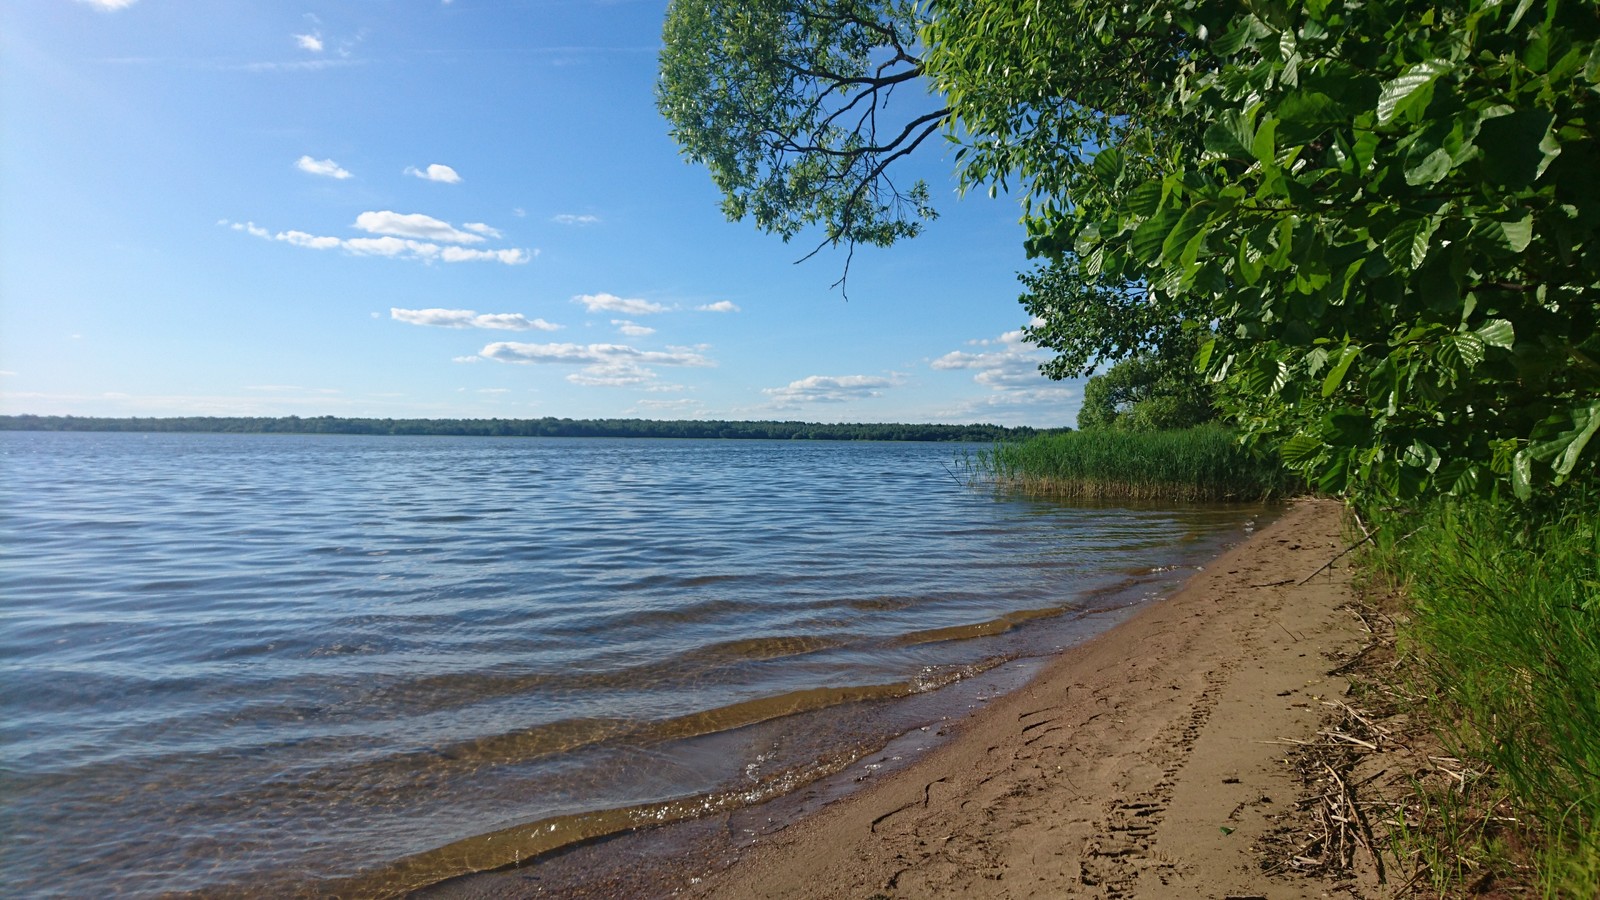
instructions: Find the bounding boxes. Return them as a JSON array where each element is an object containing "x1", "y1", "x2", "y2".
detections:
[{"x1": 428, "y1": 498, "x2": 1374, "y2": 899}]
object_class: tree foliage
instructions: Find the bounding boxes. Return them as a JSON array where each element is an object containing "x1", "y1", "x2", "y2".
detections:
[
  {"x1": 661, "y1": 0, "x2": 1600, "y2": 501},
  {"x1": 925, "y1": 0, "x2": 1600, "y2": 500},
  {"x1": 1077, "y1": 347, "x2": 1218, "y2": 433},
  {"x1": 657, "y1": 0, "x2": 946, "y2": 274}
]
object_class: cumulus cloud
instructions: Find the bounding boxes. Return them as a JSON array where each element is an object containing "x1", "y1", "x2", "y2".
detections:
[
  {"x1": 612, "y1": 319, "x2": 655, "y2": 337},
  {"x1": 762, "y1": 374, "x2": 901, "y2": 407},
  {"x1": 78, "y1": 0, "x2": 138, "y2": 10},
  {"x1": 391, "y1": 308, "x2": 560, "y2": 331},
  {"x1": 696, "y1": 301, "x2": 741, "y2": 313},
  {"x1": 573, "y1": 293, "x2": 668, "y2": 316},
  {"x1": 354, "y1": 210, "x2": 482, "y2": 244},
  {"x1": 477, "y1": 342, "x2": 711, "y2": 368},
  {"x1": 296, "y1": 156, "x2": 352, "y2": 179},
  {"x1": 929, "y1": 322, "x2": 1077, "y2": 423},
  {"x1": 473, "y1": 341, "x2": 706, "y2": 390},
  {"x1": 220, "y1": 219, "x2": 533, "y2": 265},
  {"x1": 405, "y1": 163, "x2": 462, "y2": 184},
  {"x1": 462, "y1": 222, "x2": 502, "y2": 239},
  {"x1": 295, "y1": 33, "x2": 324, "y2": 52},
  {"x1": 552, "y1": 213, "x2": 600, "y2": 226},
  {"x1": 566, "y1": 360, "x2": 661, "y2": 388}
]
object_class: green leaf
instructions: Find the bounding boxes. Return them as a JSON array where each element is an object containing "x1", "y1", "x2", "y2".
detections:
[
  {"x1": 1093, "y1": 146, "x2": 1125, "y2": 183},
  {"x1": 1508, "y1": 0, "x2": 1537, "y2": 29},
  {"x1": 1251, "y1": 116, "x2": 1278, "y2": 165},
  {"x1": 1404, "y1": 146, "x2": 1452, "y2": 185},
  {"x1": 1512, "y1": 448, "x2": 1535, "y2": 499},
  {"x1": 1383, "y1": 216, "x2": 1437, "y2": 269},
  {"x1": 1162, "y1": 205, "x2": 1211, "y2": 265},
  {"x1": 1499, "y1": 213, "x2": 1534, "y2": 252},
  {"x1": 1131, "y1": 206, "x2": 1182, "y2": 262},
  {"x1": 1124, "y1": 180, "x2": 1165, "y2": 217},
  {"x1": 1450, "y1": 333, "x2": 1486, "y2": 369},
  {"x1": 1275, "y1": 90, "x2": 1346, "y2": 126},
  {"x1": 1377, "y1": 59, "x2": 1450, "y2": 125},
  {"x1": 1280, "y1": 433, "x2": 1325, "y2": 466},
  {"x1": 1203, "y1": 111, "x2": 1255, "y2": 159},
  {"x1": 1321, "y1": 345, "x2": 1361, "y2": 397},
  {"x1": 1475, "y1": 319, "x2": 1515, "y2": 348},
  {"x1": 1525, "y1": 400, "x2": 1600, "y2": 478}
]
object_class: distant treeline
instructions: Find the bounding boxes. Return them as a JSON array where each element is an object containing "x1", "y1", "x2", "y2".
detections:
[{"x1": 0, "y1": 415, "x2": 1048, "y2": 443}]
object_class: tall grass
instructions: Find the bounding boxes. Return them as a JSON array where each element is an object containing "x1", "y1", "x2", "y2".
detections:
[
  {"x1": 966, "y1": 423, "x2": 1294, "y2": 502},
  {"x1": 1366, "y1": 493, "x2": 1600, "y2": 894}
]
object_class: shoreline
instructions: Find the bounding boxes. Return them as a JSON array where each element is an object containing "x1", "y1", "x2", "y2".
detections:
[{"x1": 427, "y1": 498, "x2": 1369, "y2": 898}]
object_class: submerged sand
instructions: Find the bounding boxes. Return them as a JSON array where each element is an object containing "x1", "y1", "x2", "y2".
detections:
[{"x1": 428, "y1": 498, "x2": 1368, "y2": 898}]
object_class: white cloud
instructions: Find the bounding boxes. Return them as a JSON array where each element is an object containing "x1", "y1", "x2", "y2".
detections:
[
  {"x1": 573, "y1": 293, "x2": 668, "y2": 316},
  {"x1": 440, "y1": 246, "x2": 532, "y2": 264},
  {"x1": 611, "y1": 319, "x2": 655, "y2": 337},
  {"x1": 221, "y1": 219, "x2": 532, "y2": 265},
  {"x1": 513, "y1": 208, "x2": 527, "y2": 218},
  {"x1": 354, "y1": 210, "x2": 482, "y2": 244},
  {"x1": 762, "y1": 374, "x2": 901, "y2": 407},
  {"x1": 566, "y1": 360, "x2": 659, "y2": 388},
  {"x1": 391, "y1": 308, "x2": 560, "y2": 331},
  {"x1": 0, "y1": 370, "x2": 17, "y2": 376},
  {"x1": 405, "y1": 163, "x2": 462, "y2": 184},
  {"x1": 226, "y1": 220, "x2": 272, "y2": 239},
  {"x1": 77, "y1": 0, "x2": 138, "y2": 10},
  {"x1": 478, "y1": 342, "x2": 712, "y2": 368},
  {"x1": 462, "y1": 222, "x2": 502, "y2": 239},
  {"x1": 295, "y1": 33, "x2": 324, "y2": 52},
  {"x1": 552, "y1": 213, "x2": 600, "y2": 226},
  {"x1": 929, "y1": 324, "x2": 1078, "y2": 424},
  {"x1": 474, "y1": 342, "x2": 705, "y2": 391},
  {"x1": 278, "y1": 229, "x2": 344, "y2": 250},
  {"x1": 296, "y1": 156, "x2": 352, "y2": 179},
  {"x1": 696, "y1": 301, "x2": 741, "y2": 313}
]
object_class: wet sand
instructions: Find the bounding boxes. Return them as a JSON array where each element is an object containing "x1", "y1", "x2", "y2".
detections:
[{"x1": 427, "y1": 498, "x2": 1367, "y2": 898}]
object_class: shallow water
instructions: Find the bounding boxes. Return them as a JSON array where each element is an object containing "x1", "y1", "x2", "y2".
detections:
[{"x1": 0, "y1": 432, "x2": 1267, "y2": 896}]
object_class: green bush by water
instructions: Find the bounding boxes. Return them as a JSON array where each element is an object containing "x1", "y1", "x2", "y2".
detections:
[
  {"x1": 968, "y1": 424, "x2": 1294, "y2": 502},
  {"x1": 1366, "y1": 493, "x2": 1600, "y2": 893}
]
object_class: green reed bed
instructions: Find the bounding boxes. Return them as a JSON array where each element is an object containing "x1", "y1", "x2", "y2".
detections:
[
  {"x1": 968, "y1": 424, "x2": 1294, "y2": 502},
  {"x1": 1367, "y1": 493, "x2": 1600, "y2": 894}
]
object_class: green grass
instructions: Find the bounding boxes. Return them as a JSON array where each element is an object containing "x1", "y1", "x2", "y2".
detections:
[
  {"x1": 964, "y1": 424, "x2": 1295, "y2": 502},
  {"x1": 1365, "y1": 492, "x2": 1600, "y2": 896}
]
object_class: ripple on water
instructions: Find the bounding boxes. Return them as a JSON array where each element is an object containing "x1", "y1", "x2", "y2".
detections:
[{"x1": 0, "y1": 431, "x2": 1272, "y2": 897}]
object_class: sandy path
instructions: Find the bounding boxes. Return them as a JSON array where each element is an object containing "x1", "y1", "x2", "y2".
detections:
[{"x1": 682, "y1": 498, "x2": 1364, "y2": 899}]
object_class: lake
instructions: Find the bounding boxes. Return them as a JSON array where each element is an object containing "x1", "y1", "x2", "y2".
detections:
[{"x1": 0, "y1": 432, "x2": 1269, "y2": 896}]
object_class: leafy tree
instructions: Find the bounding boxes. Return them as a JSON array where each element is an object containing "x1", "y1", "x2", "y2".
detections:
[
  {"x1": 657, "y1": 0, "x2": 946, "y2": 283},
  {"x1": 662, "y1": 0, "x2": 1600, "y2": 500},
  {"x1": 1077, "y1": 349, "x2": 1218, "y2": 432},
  {"x1": 929, "y1": 0, "x2": 1600, "y2": 500}
]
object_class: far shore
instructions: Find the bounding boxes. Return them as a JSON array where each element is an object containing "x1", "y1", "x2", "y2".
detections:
[{"x1": 428, "y1": 499, "x2": 1374, "y2": 898}]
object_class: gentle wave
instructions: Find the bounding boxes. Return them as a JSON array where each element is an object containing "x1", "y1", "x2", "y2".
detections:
[{"x1": 0, "y1": 432, "x2": 1268, "y2": 896}]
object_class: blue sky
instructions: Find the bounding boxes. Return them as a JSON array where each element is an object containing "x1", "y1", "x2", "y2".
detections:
[{"x1": 1, "y1": 0, "x2": 1082, "y2": 426}]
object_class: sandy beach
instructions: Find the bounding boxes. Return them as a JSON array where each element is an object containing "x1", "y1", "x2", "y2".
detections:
[{"x1": 430, "y1": 497, "x2": 1375, "y2": 898}]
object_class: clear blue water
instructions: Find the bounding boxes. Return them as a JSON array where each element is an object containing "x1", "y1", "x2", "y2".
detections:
[{"x1": 0, "y1": 432, "x2": 1268, "y2": 896}]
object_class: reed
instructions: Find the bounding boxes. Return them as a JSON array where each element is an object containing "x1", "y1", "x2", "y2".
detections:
[
  {"x1": 1366, "y1": 492, "x2": 1600, "y2": 893},
  {"x1": 966, "y1": 424, "x2": 1294, "y2": 502}
]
